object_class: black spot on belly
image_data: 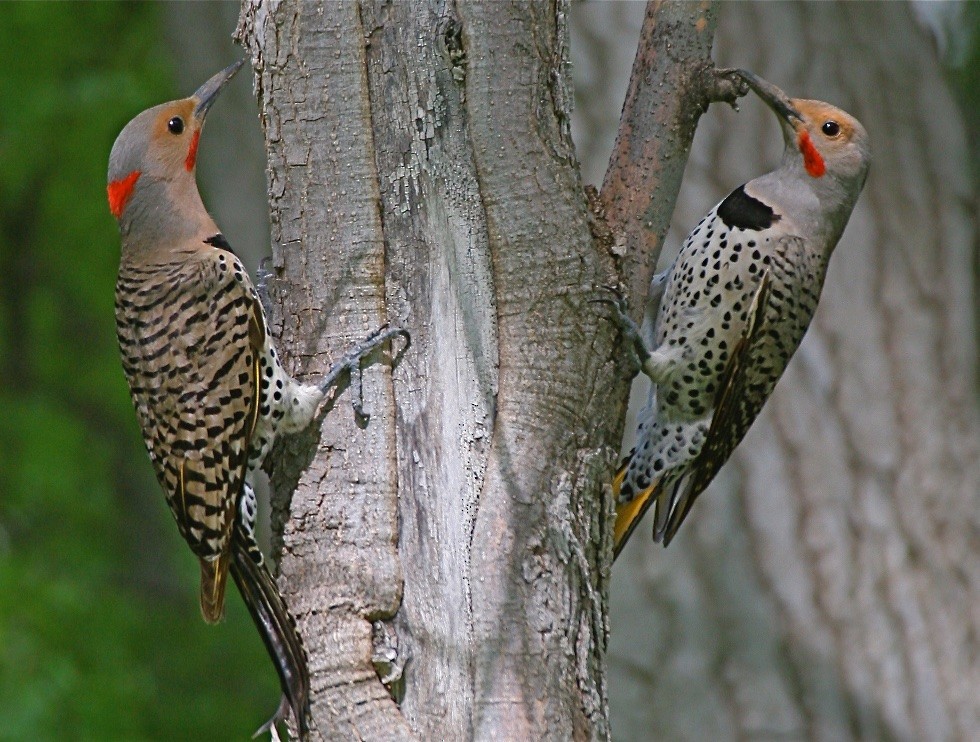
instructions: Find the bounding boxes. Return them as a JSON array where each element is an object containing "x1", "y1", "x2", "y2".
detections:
[{"x1": 717, "y1": 185, "x2": 781, "y2": 231}]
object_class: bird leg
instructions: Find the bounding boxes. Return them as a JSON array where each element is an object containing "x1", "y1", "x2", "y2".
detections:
[
  {"x1": 592, "y1": 286, "x2": 652, "y2": 380},
  {"x1": 316, "y1": 324, "x2": 411, "y2": 421}
]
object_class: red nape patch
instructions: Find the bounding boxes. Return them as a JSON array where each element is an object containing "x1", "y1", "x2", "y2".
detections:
[
  {"x1": 798, "y1": 131, "x2": 826, "y2": 178},
  {"x1": 185, "y1": 130, "x2": 201, "y2": 171},
  {"x1": 107, "y1": 170, "x2": 141, "y2": 219}
]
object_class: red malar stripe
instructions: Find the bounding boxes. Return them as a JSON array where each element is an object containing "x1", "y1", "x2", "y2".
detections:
[
  {"x1": 185, "y1": 130, "x2": 201, "y2": 172},
  {"x1": 798, "y1": 131, "x2": 826, "y2": 178},
  {"x1": 107, "y1": 170, "x2": 141, "y2": 219}
]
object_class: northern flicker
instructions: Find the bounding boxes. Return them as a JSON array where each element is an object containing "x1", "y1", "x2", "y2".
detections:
[
  {"x1": 607, "y1": 70, "x2": 870, "y2": 558},
  {"x1": 109, "y1": 60, "x2": 407, "y2": 736}
]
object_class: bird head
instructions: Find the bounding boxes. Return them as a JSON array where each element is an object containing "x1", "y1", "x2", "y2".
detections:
[
  {"x1": 737, "y1": 70, "x2": 870, "y2": 191},
  {"x1": 107, "y1": 60, "x2": 245, "y2": 228}
]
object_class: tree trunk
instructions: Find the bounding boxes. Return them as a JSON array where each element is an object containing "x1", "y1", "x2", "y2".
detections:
[
  {"x1": 235, "y1": 0, "x2": 618, "y2": 736},
  {"x1": 583, "y1": 3, "x2": 980, "y2": 740},
  {"x1": 233, "y1": 0, "x2": 743, "y2": 738}
]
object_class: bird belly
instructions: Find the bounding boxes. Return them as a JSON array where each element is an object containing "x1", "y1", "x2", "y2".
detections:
[
  {"x1": 246, "y1": 339, "x2": 323, "y2": 475},
  {"x1": 619, "y1": 207, "x2": 773, "y2": 500}
]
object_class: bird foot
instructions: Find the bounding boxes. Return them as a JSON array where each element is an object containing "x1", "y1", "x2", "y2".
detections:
[
  {"x1": 252, "y1": 694, "x2": 291, "y2": 741},
  {"x1": 591, "y1": 285, "x2": 651, "y2": 378},
  {"x1": 316, "y1": 324, "x2": 411, "y2": 422}
]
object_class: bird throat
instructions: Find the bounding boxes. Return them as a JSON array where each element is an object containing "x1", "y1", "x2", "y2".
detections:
[
  {"x1": 107, "y1": 170, "x2": 141, "y2": 219},
  {"x1": 797, "y1": 131, "x2": 826, "y2": 178}
]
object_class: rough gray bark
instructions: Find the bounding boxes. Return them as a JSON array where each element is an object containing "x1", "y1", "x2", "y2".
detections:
[
  {"x1": 577, "y1": 3, "x2": 980, "y2": 740},
  {"x1": 357, "y1": 3, "x2": 494, "y2": 735},
  {"x1": 234, "y1": 0, "x2": 736, "y2": 739},
  {"x1": 236, "y1": 4, "x2": 410, "y2": 738},
  {"x1": 235, "y1": 1, "x2": 612, "y2": 738}
]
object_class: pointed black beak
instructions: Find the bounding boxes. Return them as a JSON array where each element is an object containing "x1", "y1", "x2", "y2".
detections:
[
  {"x1": 193, "y1": 59, "x2": 246, "y2": 120},
  {"x1": 737, "y1": 69, "x2": 803, "y2": 127}
]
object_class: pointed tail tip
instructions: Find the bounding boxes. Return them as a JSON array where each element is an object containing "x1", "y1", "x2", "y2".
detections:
[
  {"x1": 612, "y1": 479, "x2": 660, "y2": 561},
  {"x1": 230, "y1": 534, "x2": 310, "y2": 739},
  {"x1": 252, "y1": 694, "x2": 308, "y2": 740}
]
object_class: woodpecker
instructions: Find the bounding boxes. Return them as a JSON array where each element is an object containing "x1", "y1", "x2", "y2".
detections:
[
  {"x1": 607, "y1": 70, "x2": 870, "y2": 558},
  {"x1": 109, "y1": 60, "x2": 407, "y2": 736}
]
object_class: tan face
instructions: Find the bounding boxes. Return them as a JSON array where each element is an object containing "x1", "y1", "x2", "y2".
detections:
[
  {"x1": 788, "y1": 99, "x2": 870, "y2": 181},
  {"x1": 147, "y1": 99, "x2": 202, "y2": 175},
  {"x1": 793, "y1": 100, "x2": 861, "y2": 144},
  {"x1": 108, "y1": 61, "x2": 243, "y2": 224},
  {"x1": 107, "y1": 98, "x2": 203, "y2": 220}
]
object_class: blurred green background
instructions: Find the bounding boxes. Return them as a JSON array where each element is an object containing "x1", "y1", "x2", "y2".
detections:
[
  {"x1": 0, "y1": 2, "x2": 977, "y2": 740},
  {"x1": 0, "y1": 3, "x2": 273, "y2": 739}
]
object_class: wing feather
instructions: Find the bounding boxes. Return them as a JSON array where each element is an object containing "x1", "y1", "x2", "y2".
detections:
[
  {"x1": 659, "y1": 270, "x2": 772, "y2": 544},
  {"x1": 660, "y1": 234, "x2": 823, "y2": 544},
  {"x1": 117, "y1": 247, "x2": 264, "y2": 562}
]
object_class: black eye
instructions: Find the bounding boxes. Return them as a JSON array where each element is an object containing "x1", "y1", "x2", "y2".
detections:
[
  {"x1": 822, "y1": 120, "x2": 840, "y2": 138},
  {"x1": 167, "y1": 116, "x2": 184, "y2": 135}
]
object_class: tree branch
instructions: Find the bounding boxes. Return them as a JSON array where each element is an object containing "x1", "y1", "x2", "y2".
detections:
[{"x1": 599, "y1": 0, "x2": 746, "y2": 312}]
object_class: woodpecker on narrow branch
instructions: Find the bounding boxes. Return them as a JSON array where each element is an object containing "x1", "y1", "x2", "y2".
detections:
[
  {"x1": 108, "y1": 60, "x2": 407, "y2": 737},
  {"x1": 604, "y1": 70, "x2": 870, "y2": 559}
]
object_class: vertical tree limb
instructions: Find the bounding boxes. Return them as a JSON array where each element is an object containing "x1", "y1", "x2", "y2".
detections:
[
  {"x1": 457, "y1": 2, "x2": 612, "y2": 737},
  {"x1": 359, "y1": 1, "x2": 494, "y2": 736},
  {"x1": 599, "y1": 0, "x2": 743, "y2": 312},
  {"x1": 236, "y1": 3, "x2": 413, "y2": 738}
]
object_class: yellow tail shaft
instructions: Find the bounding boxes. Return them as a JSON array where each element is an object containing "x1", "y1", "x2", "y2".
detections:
[
  {"x1": 199, "y1": 552, "x2": 230, "y2": 624},
  {"x1": 611, "y1": 460, "x2": 660, "y2": 560}
]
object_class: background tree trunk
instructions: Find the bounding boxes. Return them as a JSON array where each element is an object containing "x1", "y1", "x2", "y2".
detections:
[{"x1": 570, "y1": 3, "x2": 980, "y2": 740}]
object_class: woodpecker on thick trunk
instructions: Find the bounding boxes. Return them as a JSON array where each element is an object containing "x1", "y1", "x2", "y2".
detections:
[
  {"x1": 607, "y1": 71, "x2": 870, "y2": 559},
  {"x1": 108, "y1": 60, "x2": 406, "y2": 737}
]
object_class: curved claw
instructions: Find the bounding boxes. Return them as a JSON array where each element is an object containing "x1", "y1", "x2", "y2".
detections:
[
  {"x1": 315, "y1": 324, "x2": 412, "y2": 419},
  {"x1": 588, "y1": 284, "x2": 627, "y2": 307},
  {"x1": 252, "y1": 694, "x2": 291, "y2": 740},
  {"x1": 387, "y1": 327, "x2": 411, "y2": 360},
  {"x1": 591, "y1": 284, "x2": 651, "y2": 377}
]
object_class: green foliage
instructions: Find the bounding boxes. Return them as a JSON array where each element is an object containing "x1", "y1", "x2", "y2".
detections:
[{"x1": 0, "y1": 4, "x2": 275, "y2": 738}]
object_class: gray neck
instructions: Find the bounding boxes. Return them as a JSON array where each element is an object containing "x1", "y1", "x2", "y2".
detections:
[
  {"x1": 748, "y1": 152, "x2": 862, "y2": 251},
  {"x1": 118, "y1": 175, "x2": 216, "y2": 259}
]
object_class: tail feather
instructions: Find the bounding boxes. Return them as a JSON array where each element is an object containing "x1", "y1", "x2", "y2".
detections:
[
  {"x1": 651, "y1": 478, "x2": 675, "y2": 543},
  {"x1": 659, "y1": 474, "x2": 698, "y2": 547},
  {"x1": 230, "y1": 532, "x2": 310, "y2": 738},
  {"x1": 613, "y1": 480, "x2": 660, "y2": 560},
  {"x1": 199, "y1": 552, "x2": 231, "y2": 624},
  {"x1": 614, "y1": 450, "x2": 710, "y2": 555},
  {"x1": 611, "y1": 453, "x2": 662, "y2": 560}
]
